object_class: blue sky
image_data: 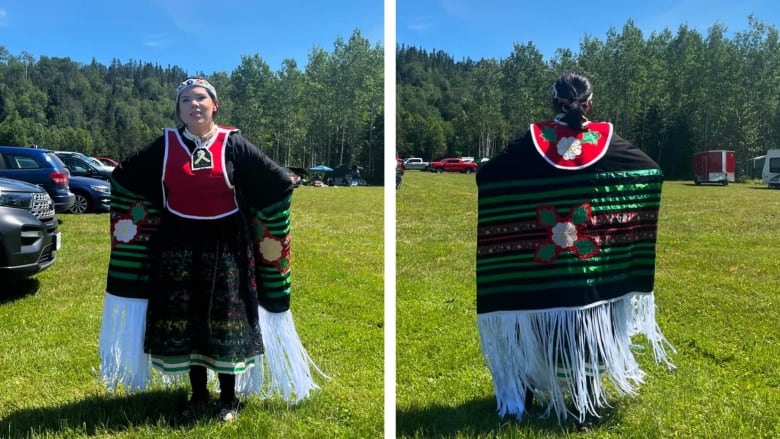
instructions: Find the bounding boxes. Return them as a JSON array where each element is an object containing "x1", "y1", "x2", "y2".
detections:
[
  {"x1": 0, "y1": 0, "x2": 384, "y2": 74},
  {"x1": 397, "y1": 0, "x2": 780, "y2": 61},
  {"x1": 3, "y1": 1, "x2": 777, "y2": 74}
]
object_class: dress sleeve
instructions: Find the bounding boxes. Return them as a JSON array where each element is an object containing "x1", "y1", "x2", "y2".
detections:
[
  {"x1": 229, "y1": 133, "x2": 295, "y2": 313},
  {"x1": 105, "y1": 139, "x2": 164, "y2": 299}
]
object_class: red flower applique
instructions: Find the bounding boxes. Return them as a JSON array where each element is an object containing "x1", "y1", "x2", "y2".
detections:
[{"x1": 534, "y1": 202, "x2": 600, "y2": 263}]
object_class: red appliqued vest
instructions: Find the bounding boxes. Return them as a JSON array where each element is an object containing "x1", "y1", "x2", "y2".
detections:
[
  {"x1": 162, "y1": 126, "x2": 239, "y2": 219},
  {"x1": 530, "y1": 120, "x2": 613, "y2": 170}
]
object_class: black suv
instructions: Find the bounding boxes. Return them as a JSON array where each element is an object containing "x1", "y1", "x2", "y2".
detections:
[
  {"x1": 0, "y1": 146, "x2": 75, "y2": 213},
  {"x1": 54, "y1": 151, "x2": 114, "y2": 181},
  {"x1": 0, "y1": 177, "x2": 60, "y2": 279}
]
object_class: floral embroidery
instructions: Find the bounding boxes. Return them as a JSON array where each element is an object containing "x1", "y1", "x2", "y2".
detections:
[
  {"x1": 556, "y1": 137, "x2": 582, "y2": 160},
  {"x1": 113, "y1": 219, "x2": 138, "y2": 243},
  {"x1": 129, "y1": 201, "x2": 150, "y2": 223},
  {"x1": 253, "y1": 221, "x2": 291, "y2": 275},
  {"x1": 259, "y1": 236, "x2": 283, "y2": 262},
  {"x1": 539, "y1": 124, "x2": 602, "y2": 161},
  {"x1": 551, "y1": 221, "x2": 577, "y2": 247},
  {"x1": 111, "y1": 201, "x2": 150, "y2": 247},
  {"x1": 535, "y1": 202, "x2": 600, "y2": 263}
]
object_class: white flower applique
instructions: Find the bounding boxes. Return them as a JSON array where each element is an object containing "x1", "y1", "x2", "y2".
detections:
[
  {"x1": 113, "y1": 219, "x2": 138, "y2": 243},
  {"x1": 556, "y1": 137, "x2": 583, "y2": 160},
  {"x1": 259, "y1": 236, "x2": 284, "y2": 262},
  {"x1": 551, "y1": 221, "x2": 577, "y2": 248},
  {"x1": 535, "y1": 203, "x2": 600, "y2": 263}
]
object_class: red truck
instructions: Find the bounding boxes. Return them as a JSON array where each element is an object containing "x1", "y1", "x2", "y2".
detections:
[
  {"x1": 693, "y1": 150, "x2": 735, "y2": 185},
  {"x1": 428, "y1": 158, "x2": 478, "y2": 174}
]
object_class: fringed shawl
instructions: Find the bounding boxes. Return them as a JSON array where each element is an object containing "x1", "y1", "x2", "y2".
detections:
[{"x1": 476, "y1": 122, "x2": 675, "y2": 422}]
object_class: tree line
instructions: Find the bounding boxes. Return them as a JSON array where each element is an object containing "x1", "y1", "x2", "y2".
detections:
[
  {"x1": 0, "y1": 29, "x2": 384, "y2": 182},
  {"x1": 397, "y1": 15, "x2": 780, "y2": 180}
]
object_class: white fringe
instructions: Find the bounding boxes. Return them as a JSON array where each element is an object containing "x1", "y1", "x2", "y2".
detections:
[
  {"x1": 235, "y1": 307, "x2": 327, "y2": 403},
  {"x1": 98, "y1": 292, "x2": 152, "y2": 392},
  {"x1": 98, "y1": 294, "x2": 324, "y2": 403},
  {"x1": 477, "y1": 292, "x2": 675, "y2": 423}
]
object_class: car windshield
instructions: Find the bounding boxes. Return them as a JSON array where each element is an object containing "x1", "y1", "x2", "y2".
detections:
[
  {"x1": 45, "y1": 152, "x2": 69, "y2": 169},
  {"x1": 61, "y1": 152, "x2": 106, "y2": 168},
  {"x1": 86, "y1": 157, "x2": 107, "y2": 168}
]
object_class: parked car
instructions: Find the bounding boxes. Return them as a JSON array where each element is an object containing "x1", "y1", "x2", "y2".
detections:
[
  {"x1": 282, "y1": 166, "x2": 307, "y2": 188},
  {"x1": 67, "y1": 176, "x2": 111, "y2": 214},
  {"x1": 328, "y1": 164, "x2": 368, "y2": 186},
  {"x1": 428, "y1": 158, "x2": 478, "y2": 174},
  {"x1": 402, "y1": 157, "x2": 430, "y2": 171},
  {"x1": 54, "y1": 151, "x2": 114, "y2": 181},
  {"x1": 0, "y1": 146, "x2": 75, "y2": 213},
  {"x1": 0, "y1": 177, "x2": 60, "y2": 280},
  {"x1": 93, "y1": 156, "x2": 119, "y2": 167}
]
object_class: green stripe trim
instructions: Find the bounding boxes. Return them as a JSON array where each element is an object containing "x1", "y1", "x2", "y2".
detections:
[
  {"x1": 479, "y1": 203, "x2": 660, "y2": 224},
  {"x1": 477, "y1": 269, "x2": 653, "y2": 296},
  {"x1": 477, "y1": 245, "x2": 657, "y2": 271},
  {"x1": 151, "y1": 355, "x2": 257, "y2": 374},
  {"x1": 261, "y1": 290, "x2": 291, "y2": 299},
  {"x1": 107, "y1": 270, "x2": 150, "y2": 281},
  {"x1": 109, "y1": 259, "x2": 146, "y2": 269},
  {"x1": 478, "y1": 169, "x2": 663, "y2": 192},
  {"x1": 479, "y1": 182, "x2": 662, "y2": 207},
  {"x1": 110, "y1": 250, "x2": 151, "y2": 259},
  {"x1": 477, "y1": 258, "x2": 656, "y2": 283},
  {"x1": 477, "y1": 244, "x2": 656, "y2": 267},
  {"x1": 478, "y1": 198, "x2": 661, "y2": 222},
  {"x1": 258, "y1": 195, "x2": 292, "y2": 216}
]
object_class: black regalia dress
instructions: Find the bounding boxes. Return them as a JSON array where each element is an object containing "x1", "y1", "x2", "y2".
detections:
[
  {"x1": 476, "y1": 118, "x2": 675, "y2": 422},
  {"x1": 99, "y1": 126, "x2": 322, "y2": 402}
]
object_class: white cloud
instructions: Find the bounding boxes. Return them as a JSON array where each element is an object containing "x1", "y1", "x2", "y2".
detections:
[
  {"x1": 143, "y1": 33, "x2": 173, "y2": 49},
  {"x1": 436, "y1": 0, "x2": 473, "y2": 20},
  {"x1": 406, "y1": 16, "x2": 437, "y2": 33},
  {"x1": 152, "y1": 0, "x2": 208, "y2": 36}
]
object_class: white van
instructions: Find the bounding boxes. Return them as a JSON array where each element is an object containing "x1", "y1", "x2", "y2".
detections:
[{"x1": 762, "y1": 149, "x2": 780, "y2": 188}]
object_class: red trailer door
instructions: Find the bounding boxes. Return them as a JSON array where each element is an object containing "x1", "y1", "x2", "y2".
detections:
[{"x1": 725, "y1": 151, "x2": 736, "y2": 182}]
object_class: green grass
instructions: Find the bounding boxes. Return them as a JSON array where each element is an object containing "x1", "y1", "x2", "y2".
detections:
[
  {"x1": 4, "y1": 172, "x2": 780, "y2": 438},
  {"x1": 0, "y1": 185, "x2": 384, "y2": 438},
  {"x1": 396, "y1": 171, "x2": 780, "y2": 438}
]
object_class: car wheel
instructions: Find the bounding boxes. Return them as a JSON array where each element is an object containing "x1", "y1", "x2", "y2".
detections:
[{"x1": 69, "y1": 192, "x2": 91, "y2": 214}]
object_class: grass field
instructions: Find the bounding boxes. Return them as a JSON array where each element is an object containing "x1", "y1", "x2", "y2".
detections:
[
  {"x1": 396, "y1": 171, "x2": 780, "y2": 438},
  {"x1": 0, "y1": 185, "x2": 384, "y2": 438}
]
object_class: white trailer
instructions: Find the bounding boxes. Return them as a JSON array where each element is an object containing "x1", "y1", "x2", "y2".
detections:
[{"x1": 762, "y1": 149, "x2": 780, "y2": 188}]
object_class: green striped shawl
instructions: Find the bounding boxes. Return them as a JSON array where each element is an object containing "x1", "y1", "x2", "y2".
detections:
[{"x1": 477, "y1": 135, "x2": 663, "y2": 313}]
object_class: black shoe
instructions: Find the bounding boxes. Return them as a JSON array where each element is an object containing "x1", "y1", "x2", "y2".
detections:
[
  {"x1": 575, "y1": 419, "x2": 593, "y2": 432},
  {"x1": 180, "y1": 395, "x2": 212, "y2": 421},
  {"x1": 216, "y1": 397, "x2": 242, "y2": 422},
  {"x1": 524, "y1": 388, "x2": 535, "y2": 410}
]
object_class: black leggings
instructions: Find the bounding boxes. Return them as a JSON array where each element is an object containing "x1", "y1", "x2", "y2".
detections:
[{"x1": 189, "y1": 365, "x2": 236, "y2": 402}]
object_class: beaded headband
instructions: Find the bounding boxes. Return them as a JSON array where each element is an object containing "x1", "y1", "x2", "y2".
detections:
[{"x1": 176, "y1": 77, "x2": 218, "y2": 101}]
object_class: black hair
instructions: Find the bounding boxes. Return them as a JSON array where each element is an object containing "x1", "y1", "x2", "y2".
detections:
[{"x1": 551, "y1": 72, "x2": 593, "y2": 130}]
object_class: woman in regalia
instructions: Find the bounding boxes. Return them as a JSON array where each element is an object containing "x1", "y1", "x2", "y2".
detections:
[
  {"x1": 476, "y1": 72, "x2": 675, "y2": 430},
  {"x1": 99, "y1": 77, "x2": 321, "y2": 422}
]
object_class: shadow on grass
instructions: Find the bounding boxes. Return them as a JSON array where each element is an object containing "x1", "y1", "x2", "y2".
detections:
[
  {"x1": 0, "y1": 277, "x2": 40, "y2": 304},
  {"x1": 682, "y1": 183, "x2": 730, "y2": 187},
  {"x1": 682, "y1": 182, "x2": 777, "y2": 190},
  {"x1": 396, "y1": 396, "x2": 624, "y2": 438},
  {"x1": 0, "y1": 389, "x2": 194, "y2": 438}
]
